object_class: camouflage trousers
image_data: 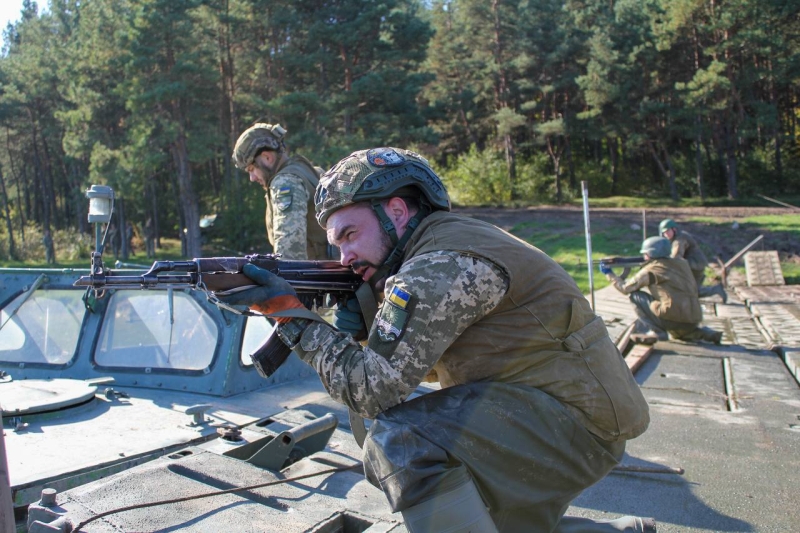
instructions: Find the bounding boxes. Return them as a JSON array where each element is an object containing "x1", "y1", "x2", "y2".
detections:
[{"x1": 362, "y1": 381, "x2": 625, "y2": 532}]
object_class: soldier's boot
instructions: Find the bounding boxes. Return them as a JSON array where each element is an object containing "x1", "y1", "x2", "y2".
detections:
[
  {"x1": 400, "y1": 477, "x2": 498, "y2": 533},
  {"x1": 714, "y1": 284, "x2": 728, "y2": 304},
  {"x1": 698, "y1": 284, "x2": 727, "y2": 303},
  {"x1": 631, "y1": 332, "x2": 659, "y2": 345},
  {"x1": 701, "y1": 327, "x2": 723, "y2": 345},
  {"x1": 631, "y1": 319, "x2": 668, "y2": 341},
  {"x1": 631, "y1": 324, "x2": 669, "y2": 345},
  {"x1": 556, "y1": 515, "x2": 657, "y2": 532},
  {"x1": 673, "y1": 326, "x2": 722, "y2": 345}
]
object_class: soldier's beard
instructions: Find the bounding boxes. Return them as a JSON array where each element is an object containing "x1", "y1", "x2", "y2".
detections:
[
  {"x1": 351, "y1": 229, "x2": 395, "y2": 291},
  {"x1": 254, "y1": 158, "x2": 278, "y2": 190}
]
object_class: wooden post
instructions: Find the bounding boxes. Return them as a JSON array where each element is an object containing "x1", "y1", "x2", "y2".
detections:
[{"x1": 642, "y1": 209, "x2": 646, "y2": 241}]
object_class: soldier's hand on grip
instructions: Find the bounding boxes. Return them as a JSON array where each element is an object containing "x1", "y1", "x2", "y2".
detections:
[
  {"x1": 333, "y1": 295, "x2": 367, "y2": 341},
  {"x1": 216, "y1": 264, "x2": 304, "y2": 323}
]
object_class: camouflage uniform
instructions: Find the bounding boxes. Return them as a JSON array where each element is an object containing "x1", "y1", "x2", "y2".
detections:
[
  {"x1": 292, "y1": 209, "x2": 650, "y2": 529},
  {"x1": 611, "y1": 256, "x2": 720, "y2": 342},
  {"x1": 265, "y1": 155, "x2": 330, "y2": 260},
  {"x1": 232, "y1": 123, "x2": 331, "y2": 260}
]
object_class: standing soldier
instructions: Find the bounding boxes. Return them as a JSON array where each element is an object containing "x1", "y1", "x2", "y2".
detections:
[
  {"x1": 125, "y1": 221, "x2": 135, "y2": 256},
  {"x1": 232, "y1": 123, "x2": 331, "y2": 260},
  {"x1": 659, "y1": 218, "x2": 726, "y2": 302},
  {"x1": 107, "y1": 222, "x2": 120, "y2": 259},
  {"x1": 42, "y1": 228, "x2": 55, "y2": 264},
  {"x1": 144, "y1": 217, "x2": 156, "y2": 259},
  {"x1": 604, "y1": 236, "x2": 722, "y2": 345},
  {"x1": 219, "y1": 147, "x2": 655, "y2": 532}
]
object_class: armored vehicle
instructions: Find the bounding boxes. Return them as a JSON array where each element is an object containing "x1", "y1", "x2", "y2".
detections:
[{"x1": 1, "y1": 213, "x2": 799, "y2": 532}]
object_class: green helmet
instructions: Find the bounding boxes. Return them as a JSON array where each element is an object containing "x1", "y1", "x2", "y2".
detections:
[
  {"x1": 315, "y1": 147, "x2": 451, "y2": 228},
  {"x1": 659, "y1": 218, "x2": 677, "y2": 235},
  {"x1": 232, "y1": 123, "x2": 287, "y2": 170},
  {"x1": 640, "y1": 236, "x2": 671, "y2": 259}
]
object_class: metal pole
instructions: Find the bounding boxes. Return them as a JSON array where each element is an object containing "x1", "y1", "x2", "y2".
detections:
[
  {"x1": 95, "y1": 223, "x2": 104, "y2": 255},
  {"x1": 582, "y1": 181, "x2": 595, "y2": 310}
]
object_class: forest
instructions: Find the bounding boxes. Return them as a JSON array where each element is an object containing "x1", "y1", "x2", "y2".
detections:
[{"x1": 0, "y1": 0, "x2": 798, "y2": 260}]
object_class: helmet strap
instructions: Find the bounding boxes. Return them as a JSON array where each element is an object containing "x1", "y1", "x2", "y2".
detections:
[
  {"x1": 371, "y1": 199, "x2": 399, "y2": 246},
  {"x1": 368, "y1": 199, "x2": 431, "y2": 287}
]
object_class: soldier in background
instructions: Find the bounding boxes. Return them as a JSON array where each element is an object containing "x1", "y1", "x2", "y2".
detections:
[
  {"x1": 125, "y1": 221, "x2": 135, "y2": 256},
  {"x1": 144, "y1": 217, "x2": 156, "y2": 259},
  {"x1": 219, "y1": 147, "x2": 655, "y2": 532},
  {"x1": 107, "y1": 222, "x2": 120, "y2": 259},
  {"x1": 42, "y1": 228, "x2": 55, "y2": 264},
  {"x1": 604, "y1": 236, "x2": 722, "y2": 345},
  {"x1": 232, "y1": 123, "x2": 332, "y2": 260},
  {"x1": 659, "y1": 218, "x2": 727, "y2": 303}
]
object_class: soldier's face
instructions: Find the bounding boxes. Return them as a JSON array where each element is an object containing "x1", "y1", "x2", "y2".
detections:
[
  {"x1": 247, "y1": 151, "x2": 278, "y2": 189},
  {"x1": 327, "y1": 203, "x2": 394, "y2": 284},
  {"x1": 662, "y1": 228, "x2": 675, "y2": 240}
]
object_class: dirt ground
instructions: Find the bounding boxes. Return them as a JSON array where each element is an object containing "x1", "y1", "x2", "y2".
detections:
[{"x1": 454, "y1": 206, "x2": 800, "y2": 286}]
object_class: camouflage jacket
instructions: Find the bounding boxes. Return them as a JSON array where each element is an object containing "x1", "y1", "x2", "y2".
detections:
[
  {"x1": 265, "y1": 155, "x2": 330, "y2": 260},
  {"x1": 293, "y1": 211, "x2": 649, "y2": 442}
]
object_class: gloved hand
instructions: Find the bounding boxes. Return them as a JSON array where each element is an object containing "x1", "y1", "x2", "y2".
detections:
[
  {"x1": 216, "y1": 264, "x2": 305, "y2": 323},
  {"x1": 332, "y1": 296, "x2": 367, "y2": 341},
  {"x1": 599, "y1": 264, "x2": 613, "y2": 275}
]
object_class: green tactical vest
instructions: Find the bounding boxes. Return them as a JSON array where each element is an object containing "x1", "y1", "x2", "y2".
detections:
[
  {"x1": 265, "y1": 155, "x2": 331, "y2": 260},
  {"x1": 403, "y1": 211, "x2": 649, "y2": 442},
  {"x1": 641, "y1": 257, "x2": 702, "y2": 324}
]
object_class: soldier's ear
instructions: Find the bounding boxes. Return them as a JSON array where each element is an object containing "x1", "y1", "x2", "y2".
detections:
[{"x1": 385, "y1": 197, "x2": 412, "y2": 229}]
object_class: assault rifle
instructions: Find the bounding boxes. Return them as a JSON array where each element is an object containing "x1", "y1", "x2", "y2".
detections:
[
  {"x1": 75, "y1": 252, "x2": 364, "y2": 378},
  {"x1": 597, "y1": 256, "x2": 647, "y2": 280}
]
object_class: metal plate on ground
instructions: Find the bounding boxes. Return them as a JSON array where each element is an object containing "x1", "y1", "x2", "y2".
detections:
[
  {"x1": 636, "y1": 351, "x2": 728, "y2": 410},
  {"x1": 744, "y1": 251, "x2": 784, "y2": 286},
  {"x1": 0, "y1": 378, "x2": 97, "y2": 416}
]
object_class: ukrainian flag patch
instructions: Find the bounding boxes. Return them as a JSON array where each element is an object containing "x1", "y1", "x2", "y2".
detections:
[
  {"x1": 275, "y1": 186, "x2": 293, "y2": 211},
  {"x1": 388, "y1": 287, "x2": 411, "y2": 309}
]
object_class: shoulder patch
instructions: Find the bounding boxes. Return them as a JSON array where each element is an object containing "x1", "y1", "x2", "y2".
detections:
[
  {"x1": 375, "y1": 300, "x2": 410, "y2": 343},
  {"x1": 367, "y1": 148, "x2": 405, "y2": 167},
  {"x1": 388, "y1": 286, "x2": 411, "y2": 309},
  {"x1": 274, "y1": 186, "x2": 293, "y2": 211},
  {"x1": 375, "y1": 287, "x2": 411, "y2": 342}
]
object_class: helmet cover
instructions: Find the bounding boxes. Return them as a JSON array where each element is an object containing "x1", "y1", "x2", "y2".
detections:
[
  {"x1": 640, "y1": 236, "x2": 671, "y2": 258},
  {"x1": 659, "y1": 218, "x2": 677, "y2": 235},
  {"x1": 315, "y1": 147, "x2": 450, "y2": 228},
  {"x1": 232, "y1": 123, "x2": 287, "y2": 170}
]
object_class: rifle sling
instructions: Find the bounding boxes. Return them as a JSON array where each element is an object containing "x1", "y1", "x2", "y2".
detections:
[
  {"x1": 355, "y1": 282, "x2": 378, "y2": 331},
  {"x1": 349, "y1": 282, "x2": 381, "y2": 448}
]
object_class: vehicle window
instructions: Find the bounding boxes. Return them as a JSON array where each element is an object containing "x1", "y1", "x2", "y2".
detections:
[
  {"x1": 95, "y1": 290, "x2": 217, "y2": 371},
  {"x1": 240, "y1": 315, "x2": 276, "y2": 366},
  {"x1": 0, "y1": 290, "x2": 86, "y2": 365}
]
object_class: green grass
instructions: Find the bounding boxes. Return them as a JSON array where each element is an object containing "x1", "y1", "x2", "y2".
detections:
[
  {"x1": 570, "y1": 196, "x2": 800, "y2": 209},
  {"x1": 688, "y1": 213, "x2": 800, "y2": 230},
  {"x1": 0, "y1": 238, "x2": 184, "y2": 269},
  {"x1": 510, "y1": 220, "x2": 642, "y2": 294},
  {"x1": 511, "y1": 213, "x2": 800, "y2": 294},
  {"x1": 783, "y1": 263, "x2": 800, "y2": 285}
]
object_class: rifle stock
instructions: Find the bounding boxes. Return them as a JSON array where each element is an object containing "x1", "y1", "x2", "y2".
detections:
[{"x1": 75, "y1": 253, "x2": 363, "y2": 379}]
